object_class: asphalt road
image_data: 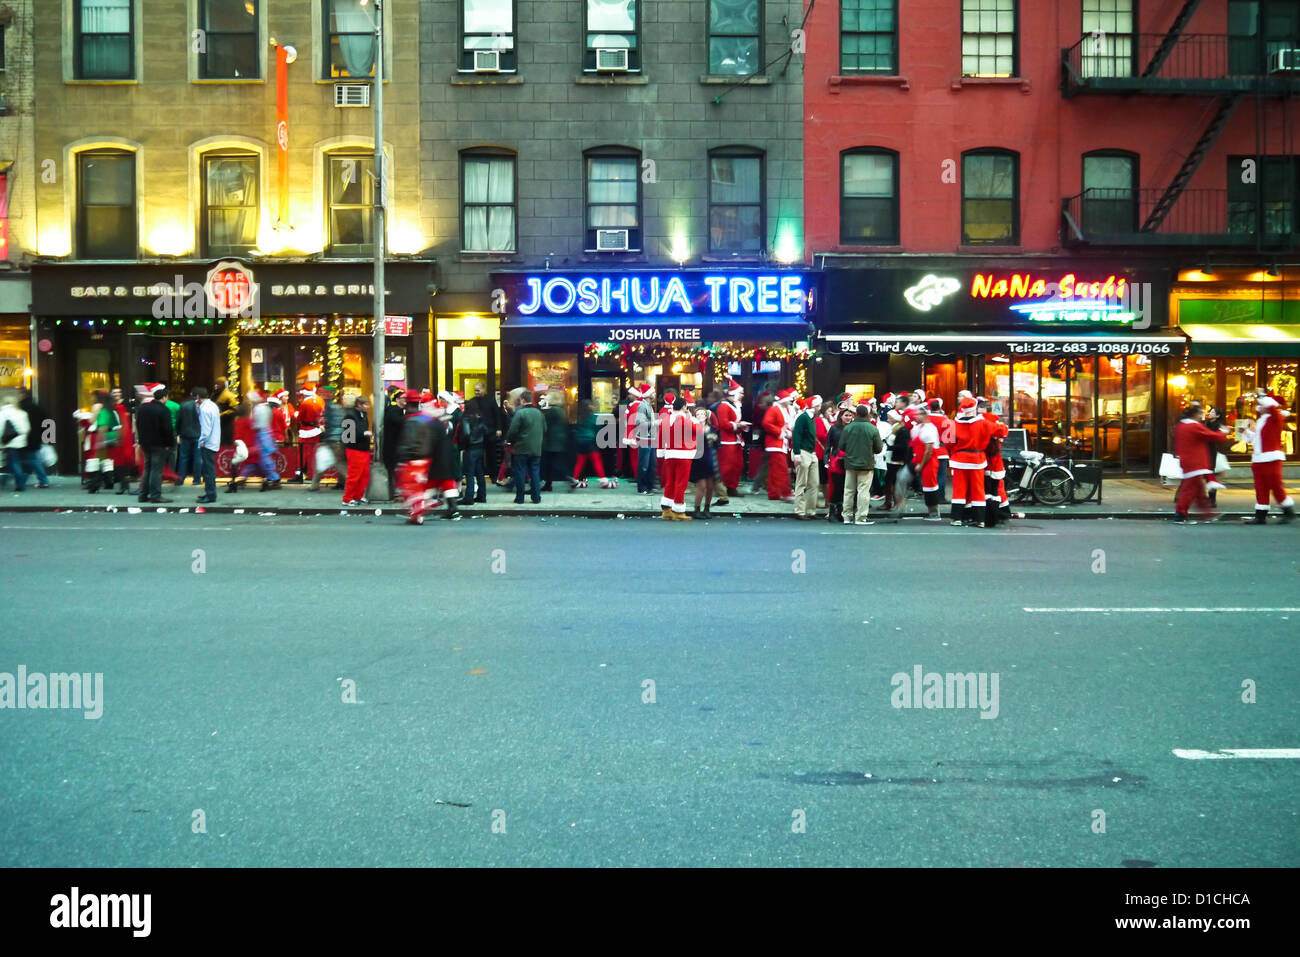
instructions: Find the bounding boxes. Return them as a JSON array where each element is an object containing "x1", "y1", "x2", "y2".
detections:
[{"x1": 1, "y1": 513, "x2": 1296, "y2": 867}]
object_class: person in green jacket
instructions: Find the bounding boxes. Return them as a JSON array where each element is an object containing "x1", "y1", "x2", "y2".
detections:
[
  {"x1": 790, "y1": 397, "x2": 821, "y2": 519},
  {"x1": 837, "y1": 405, "x2": 884, "y2": 526},
  {"x1": 539, "y1": 388, "x2": 569, "y2": 492},
  {"x1": 505, "y1": 391, "x2": 546, "y2": 504}
]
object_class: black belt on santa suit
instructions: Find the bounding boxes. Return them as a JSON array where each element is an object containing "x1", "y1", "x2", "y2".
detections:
[{"x1": 955, "y1": 448, "x2": 983, "y2": 454}]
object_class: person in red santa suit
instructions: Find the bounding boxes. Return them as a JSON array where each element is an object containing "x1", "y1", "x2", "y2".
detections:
[
  {"x1": 268, "y1": 391, "x2": 290, "y2": 446},
  {"x1": 909, "y1": 405, "x2": 943, "y2": 521},
  {"x1": 978, "y1": 397, "x2": 1010, "y2": 526},
  {"x1": 656, "y1": 390, "x2": 676, "y2": 513},
  {"x1": 297, "y1": 386, "x2": 323, "y2": 481},
  {"x1": 1172, "y1": 401, "x2": 1232, "y2": 524},
  {"x1": 395, "y1": 388, "x2": 436, "y2": 525},
  {"x1": 716, "y1": 379, "x2": 748, "y2": 499},
  {"x1": 949, "y1": 395, "x2": 993, "y2": 527},
  {"x1": 764, "y1": 388, "x2": 796, "y2": 501},
  {"x1": 658, "y1": 391, "x2": 699, "y2": 520},
  {"x1": 1240, "y1": 391, "x2": 1294, "y2": 524},
  {"x1": 426, "y1": 396, "x2": 462, "y2": 520}
]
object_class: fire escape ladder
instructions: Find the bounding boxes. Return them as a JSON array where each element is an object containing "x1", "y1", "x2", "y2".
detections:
[
  {"x1": 1142, "y1": 0, "x2": 1204, "y2": 77},
  {"x1": 1141, "y1": 95, "x2": 1239, "y2": 233}
]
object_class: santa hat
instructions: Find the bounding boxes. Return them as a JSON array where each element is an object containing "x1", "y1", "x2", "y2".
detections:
[
  {"x1": 246, "y1": 389, "x2": 264, "y2": 403},
  {"x1": 1256, "y1": 392, "x2": 1280, "y2": 410},
  {"x1": 809, "y1": 395, "x2": 823, "y2": 411},
  {"x1": 880, "y1": 392, "x2": 895, "y2": 407},
  {"x1": 955, "y1": 395, "x2": 979, "y2": 422},
  {"x1": 663, "y1": 391, "x2": 677, "y2": 406},
  {"x1": 453, "y1": 391, "x2": 465, "y2": 405},
  {"x1": 958, "y1": 390, "x2": 974, "y2": 400},
  {"x1": 929, "y1": 398, "x2": 943, "y2": 412},
  {"x1": 299, "y1": 386, "x2": 317, "y2": 397},
  {"x1": 777, "y1": 388, "x2": 796, "y2": 403},
  {"x1": 267, "y1": 394, "x2": 282, "y2": 406},
  {"x1": 403, "y1": 389, "x2": 423, "y2": 404},
  {"x1": 796, "y1": 397, "x2": 811, "y2": 410},
  {"x1": 437, "y1": 390, "x2": 457, "y2": 407},
  {"x1": 420, "y1": 389, "x2": 434, "y2": 403},
  {"x1": 627, "y1": 384, "x2": 645, "y2": 399},
  {"x1": 681, "y1": 389, "x2": 695, "y2": 404},
  {"x1": 726, "y1": 379, "x2": 743, "y2": 396},
  {"x1": 912, "y1": 389, "x2": 927, "y2": 402}
]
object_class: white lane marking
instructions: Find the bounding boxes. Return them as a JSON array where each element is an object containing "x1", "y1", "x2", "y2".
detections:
[
  {"x1": 1025, "y1": 607, "x2": 1300, "y2": 613},
  {"x1": 4, "y1": 525, "x2": 235, "y2": 531},
  {"x1": 821, "y1": 530, "x2": 1058, "y2": 536},
  {"x1": 1173, "y1": 749, "x2": 1300, "y2": 760}
]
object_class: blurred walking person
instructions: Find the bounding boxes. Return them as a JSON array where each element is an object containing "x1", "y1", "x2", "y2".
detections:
[
  {"x1": 0, "y1": 391, "x2": 31, "y2": 492},
  {"x1": 16, "y1": 389, "x2": 51, "y2": 490},
  {"x1": 382, "y1": 387, "x2": 407, "y2": 502},
  {"x1": 1172, "y1": 402, "x2": 1232, "y2": 524}
]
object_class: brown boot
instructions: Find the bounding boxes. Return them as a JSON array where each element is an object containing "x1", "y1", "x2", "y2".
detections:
[{"x1": 661, "y1": 506, "x2": 673, "y2": 520}]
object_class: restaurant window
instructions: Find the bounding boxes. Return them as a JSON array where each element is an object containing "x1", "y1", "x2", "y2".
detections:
[
  {"x1": 461, "y1": 150, "x2": 516, "y2": 253},
  {"x1": 841, "y1": 148, "x2": 898, "y2": 245},
  {"x1": 198, "y1": 0, "x2": 260, "y2": 79},
  {"x1": 461, "y1": 0, "x2": 516, "y2": 72},
  {"x1": 1227, "y1": 155, "x2": 1298, "y2": 236},
  {"x1": 75, "y1": 0, "x2": 134, "y2": 79},
  {"x1": 708, "y1": 148, "x2": 764, "y2": 253},
  {"x1": 1082, "y1": 151, "x2": 1137, "y2": 234},
  {"x1": 961, "y1": 0, "x2": 1016, "y2": 77},
  {"x1": 1123, "y1": 354, "x2": 1152, "y2": 469},
  {"x1": 585, "y1": 148, "x2": 641, "y2": 251},
  {"x1": 202, "y1": 152, "x2": 259, "y2": 257},
  {"x1": 1080, "y1": 0, "x2": 1134, "y2": 79},
  {"x1": 840, "y1": 0, "x2": 897, "y2": 74},
  {"x1": 77, "y1": 150, "x2": 136, "y2": 260},
  {"x1": 962, "y1": 149, "x2": 1018, "y2": 245},
  {"x1": 709, "y1": 0, "x2": 761, "y2": 76},
  {"x1": 585, "y1": 0, "x2": 640, "y2": 72},
  {"x1": 1265, "y1": 360, "x2": 1298, "y2": 456},
  {"x1": 326, "y1": 153, "x2": 374, "y2": 257},
  {"x1": 324, "y1": 0, "x2": 376, "y2": 79}
]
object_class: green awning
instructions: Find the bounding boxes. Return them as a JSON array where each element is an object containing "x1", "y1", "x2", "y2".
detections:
[
  {"x1": 1178, "y1": 298, "x2": 1300, "y2": 324},
  {"x1": 1182, "y1": 323, "x2": 1300, "y2": 357}
]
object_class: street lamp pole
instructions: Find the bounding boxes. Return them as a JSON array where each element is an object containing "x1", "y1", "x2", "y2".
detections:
[{"x1": 369, "y1": 0, "x2": 386, "y2": 487}]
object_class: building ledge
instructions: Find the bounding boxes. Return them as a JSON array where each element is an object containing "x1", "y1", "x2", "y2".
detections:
[
  {"x1": 575, "y1": 74, "x2": 648, "y2": 85},
  {"x1": 828, "y1": 74, "x2": 909, "y2": 91},
  {"x1": 698, "y1": 75, "x2": 771, "y2": 86},
  {"x1": 451, "y1": 74, "x2": 523, "y2": 86},
  {"x1": 457, "y1": 253, "x2": 524, "y2": 265},
  {"x1": 951, "y1": 76, "x2": 1031, "y2": 93}
]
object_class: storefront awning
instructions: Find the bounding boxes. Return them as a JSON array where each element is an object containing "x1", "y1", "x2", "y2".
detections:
[
  {"x1": 820, "y1": 329, "x2": 1188, "y2": 357},
  {"x1": 501, "y1": 315, "x2": 813, "y2": 346},
  {"x1": 1180, "y1": 323, "x2": 1300, "y2": 358}
]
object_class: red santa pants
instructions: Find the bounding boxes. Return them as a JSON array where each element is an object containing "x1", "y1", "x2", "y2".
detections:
[
  {"x1": 660, "y1": 458, "x2": 691, "y2": 511},
  {"x1": 573, "y1": 452, "x2": 606, "y2": 480},
  {"x1": 718, "y1": 444, "x2": 743, "y2": 490},
  {"x1": 343, "y1": 450, "x2": 370, "y2": 502},
  {"x1": 300, "y1": 436, "x2": 319, "y2": 479},
  {"x1": 1175, "y1": 475, "x2": 1214, "y2": 516},
  {"x1": 1252, "y1": 460, "x2": 1291, "y2": 508},
  {"x1": 767, "y1": 450, "x2": 791, "y2": 499},
  {"x1": 397, "y1": 460, "x2": 430, "y2": 520},
  {"x1": 919, "y1": 455, "x2": 940, "y2": 492},
  {"x1": 950, "y1": 466, "x2": 985, "y2": 520}
]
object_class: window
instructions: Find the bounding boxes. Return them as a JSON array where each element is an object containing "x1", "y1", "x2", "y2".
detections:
[
  {"x1": 461, "y1": 151, "x2": 516, "y2": 253},
  {"x1": 461, "y1": 0, "x2": 515, "y2": 71},
  {"x1": 0, "y1": 24, "x2": 6, "y2": 74},
  {"x1": 1082, "y1": 151, "x2": 1137, "y2": 234},
  {"x1": 962, "y1": 149, "x2": 1018, "y2": 245},
  {"x1": 198, "y1": 0, "x2": 259, "y2": 79},
  {"x1": 840, "y1": 0, "x2": 897, "y2": 75},
  {"x1": 77, "y1": 150, "x2": 136, "y2": 259},
  {"x1": 203, "y1": 153, "x2": 259, "y2": 257},
  {"x1": 708, "y1": 149, "x2": 763, "y2": 253},
  {"x1": 841, "y1": 149, "x2": 898, "y2": 245},
  {"x1": 961, "y1": 0, "x2": 1016, "y2": 77},
  {"x1": 1228, "y1": 155, "x2": 1298, "y2": 236},
  {"x1": 1230, "y1": 1, "x2": 1300, "y2": 74},
  {"x1": 709, "y1": 0, "x2": 761, "y2": 76},
  {"x1": 585, "y1": 149, "x2": 641, "y2": 251},
  {"x1": 326, "y1": 153, "x2": 374, "y2": 257},
  {"x1": 585, "y1": 0, "x2": 639, "y2": 72},
  {"x1": 324, "y1": 0, "x2": 375, "y2": 79},
  {"x1": 1080, "y1": 0, "x2": 1134, "y2": 79},
  {"x1": 75, "y1": 0, "x2": 134, "y2": 79}
]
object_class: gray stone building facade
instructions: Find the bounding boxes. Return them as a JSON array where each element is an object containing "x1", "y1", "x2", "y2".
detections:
[{"x1": 419, "y1": 0, "x2": 806, "y2": 401}]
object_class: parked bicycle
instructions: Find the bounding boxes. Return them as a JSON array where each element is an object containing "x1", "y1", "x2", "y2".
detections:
[{"x1": 1003, "y1": 434, "x2": 1102, "y2": 505}]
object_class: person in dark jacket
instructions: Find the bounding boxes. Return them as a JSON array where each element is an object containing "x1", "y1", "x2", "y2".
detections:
[
  {"x1": 465, "y1": 383, "x2": 503, "y2": 483},
  {"x1": 176, "y1": 389, "x2": 202, "y2": 487},
  {"x1": 17, "y1": 389, "x2": 51, "y2": 489},
  {"x1": 135, "y1": 387, "x2": 176, "y2": 503},
  {"x1": 539, "y1": 388, "x2": 569, "y2": 492},
  {"x1": 310, "y1": 385, "x2": 347, "y2": 491},
  {"x1": 340, "y1": 395, "x2": 373, "y2": 506},
  {"x1": 506, "y1": 391, "x2": 546, "y2": 504},
  {"x1": 459, "y1": 391, "x2": 490, "y2": 503},
  {"x1": 426, "y1": 400, "x2": 462, "y2": 520},
  {"x1": 396, "y1": 389, "x2": 436, "y2": 524},
  {"x1": 381, "y1": 388, "x2": 407, "y2": 502},
  {"x1": 823, "y1": 404, "x2": 855, "y2": 523}
]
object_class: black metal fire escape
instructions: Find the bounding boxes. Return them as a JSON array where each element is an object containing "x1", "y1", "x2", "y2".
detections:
[
  {"x1": 1141, "y1": 0, "x2": 1203, "y2": 77},
  {"x1": 1141, "y1": 95, "x2": 1241, "y2": 233}
]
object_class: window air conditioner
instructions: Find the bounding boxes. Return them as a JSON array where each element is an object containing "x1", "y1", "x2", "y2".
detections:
[
  {"x1": 1269, "y1": 49, "x2": 1300, "y2": 73},
  {"x1": 334, "y1": 84, "x2": 370, "y2": 107},
  {"x1": 596, "y1": 229, "x2": 630, "y2": 251},
  {"x1": 595, "y1": 48, "x2": 629, "y2": 72},
  {"x1": 473, "y1": 49, "x2": 501, "y2": 72}
]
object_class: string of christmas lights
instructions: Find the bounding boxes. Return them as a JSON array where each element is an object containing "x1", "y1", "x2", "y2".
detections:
[
  {"x1": 226, "y1": 331, "x2": 240, "y2": 395},
  {"x1": 583, "y1": 341, "x2": 815, "y2": 371},
  {"x1": 327, "y1": 330, "x2": 343, "y2": 391}
]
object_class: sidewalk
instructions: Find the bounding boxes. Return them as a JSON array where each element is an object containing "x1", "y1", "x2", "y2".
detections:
[{"x1": 1, "y1": 473, "x2": 1296, "y2": 520}]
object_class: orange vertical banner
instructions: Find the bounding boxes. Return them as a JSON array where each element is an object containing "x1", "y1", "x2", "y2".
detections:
[{"x1": 276, "y1": 45, "x2": 289, "y2": 225}]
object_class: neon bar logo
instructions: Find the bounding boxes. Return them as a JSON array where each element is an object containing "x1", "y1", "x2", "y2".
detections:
[{"x1": 515, "y1": 274, "x2": 807, "y2": 318}]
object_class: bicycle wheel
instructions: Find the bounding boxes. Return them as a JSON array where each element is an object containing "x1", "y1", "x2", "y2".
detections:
[
  {"x1": 1031, "y1": 466, "x2": 1074, "y2": 506},
  {"x1": 1069, "y1": 463, "x2": 1101, "y2": 503}
]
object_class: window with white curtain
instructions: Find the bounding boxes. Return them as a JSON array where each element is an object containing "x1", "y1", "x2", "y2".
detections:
[
  {"x1": 78, "y1": 150, "x2": 136, "y2": 259},
  {"x1": 325, "y1": 0, "x2": 376, "y2": 79},
  {"x1": 585, "y1": 0, "x2": 639, "y2": 71},
  {"x1": 204, "y1": 154, "x2": 259, "y2": 257},
  {"x1": 709, "y1": 0, "x2": 762, "y2": 76},
  {"x1": 76, "y1": 0, "x2": 133, "y2": 79},
  {"x1": 462, "y1": 0, "x2": 516, "y2": 71},
  {"x1": 326, "y1": 153, "x2": 374, "y2": 256},
  {"x1": 708, "y1": 150, "x2": 763, "y2": 252},
  {"x1": 585, "y1": 150, "x2": 640, "y2": 250},
  {"x1": 462, "y1": 152, "x2": 516, "y2": 253}
]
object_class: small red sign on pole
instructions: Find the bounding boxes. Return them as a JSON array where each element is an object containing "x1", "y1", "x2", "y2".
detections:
[{"x1": 383, "y1": 316, "x2": 412, "y2": 336}]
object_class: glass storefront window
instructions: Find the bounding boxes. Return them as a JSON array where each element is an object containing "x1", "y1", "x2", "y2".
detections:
[
  {"x1": 525, "y1": 354, "x2": 576, "y2": 398},
  {"x1": 1039, "y1": 359, "x2": 1069, "y2": 450},
  {"x1": 984, "y1": 358, "x2": 1010, "y2": 418},
  {"x1": 0, "y1": 327, "x2": 31, "y2": 390},
  {"x1": 1125, "y1": 354, "x2": 1152, "y2": 468},
  {"x1": 1068, "y1": 357, "x2": 1097, "y2": 457},
  {"x1": 1223, "y1": 360, "x2": 1256, "y2": 423},
  {"x1": 590, "y1": 376, "x2": 619, "y2": 414},
  {"x1": 341, "y1": 344, "x2": 367, "y2": 398},
  {"x1": 76, "y1": 348, "x2": 112, "y2": 409},
  {"x1": 1265, "y1": 360, "x2": 1298, "y2": 457},
  {"x1": 1011, "y1": 359, "x2": 1039, "y2": 442},
  {"x1": 295, "y1": 344, "x2": 327, "y2": 393},
  {"x1": 451, "y1": 344, "x2": 487, "y2": 395},
  {"x1": 1097, "y1": 355, "x2": 1124, "y2": 466}
]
